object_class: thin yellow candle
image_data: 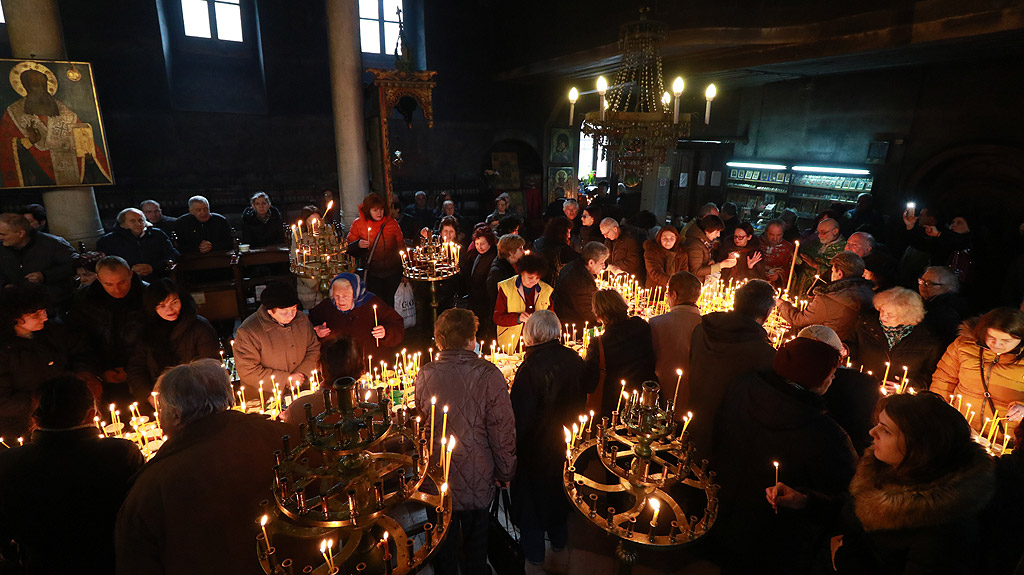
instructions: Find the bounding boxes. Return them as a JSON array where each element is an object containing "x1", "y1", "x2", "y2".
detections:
[
  {"x1": 429, "y1": 397, "x2": 437, "y2": 457},
  {"x1": 587, "y1": 410, "x2": 595, "y2": 433},
  {"x1": 445, "y1": 435, "x2": 455, "y2": 484},
  {"x1": 964, "y1": 402, "x2": 972, "y2": 418},
  {"x1": 773, "y1": 461, "x2": 780, "y2": 485},
  {"x1": 260, "y1": 515, "x2": 271, "y2": 549},
  {"x1": 615, "y1": 380, "x2": 627, "y2": 413},
  {"x1": 785, "y1": 240, "x2": 800, "y2": 293},
  {"x1": 441, "y1": 405, "x2": 449, "y2": 445},
  {"x1": 988, "y1": 417, "x2": 1001, "y2": 443},
  {"x1": 649, "y1": 497, "x2": 660, "y2": 525},
  {"x1": 571, "y1": 423, "x2": 578, "y2": 449},
  {"x1": 440, "y1": 436, "x2": 447, "y2": 475},
  {"x1": 956, "y1": 394, "x2": 962, "y2": 411},
  {"x1": 882, "y1": 362, "x2": 891, "y2": 384},
  {"x1": 900, "y1": 366, "x2": 909, "y2": 391},
  {"x1": 258, "y1": 381, "x2": 265, "y2": 410},
  {"x1": 968, "y1": 411, "x2": 976, "y2": 426},
  {"x1": 373, "y1": 304, "x2": 380, "y2": 347},
  {"x1": 673, "y1": 368, "x2": 683, "y2": 406}
]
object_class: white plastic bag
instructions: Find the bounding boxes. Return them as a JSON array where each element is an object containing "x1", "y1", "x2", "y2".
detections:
[{"x1": 395, "y1": 281, "x2": 416, "y2": 328}]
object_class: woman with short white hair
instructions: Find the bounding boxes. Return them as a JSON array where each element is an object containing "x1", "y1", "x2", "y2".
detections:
[
  {"x1": 509, "y1": 310, "x2": 586, "y2": 573},
  {"x1": 846, "y1": 287, "x2": 944, "y2": 389}
]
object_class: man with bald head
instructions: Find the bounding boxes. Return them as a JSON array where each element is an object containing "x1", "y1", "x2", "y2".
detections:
[
  {"x1": 600, "y1": 217, "x2": 643, "y2": 279},
  {"x1": 792, "y1": 218, "x2": 845, "y2": 294},
  {"x1": 97, "y1": 208, "x2": 178, "y2": 280},
  {"x1": 845, "y1": 231, "x2": 896, "y2": 291}
]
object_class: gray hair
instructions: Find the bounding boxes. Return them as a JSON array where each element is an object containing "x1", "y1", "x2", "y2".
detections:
[
  {"x1": 250, "y1": 191, "x2": 270, "y2": 205},
  {"x1": 155, "y1": 359, "x2": 234, "y2": 427},
  {"x1": 581, "y1": 241, "x2": 610, "y2": 263},
  {"x1": 923, "y1": 266, "x2": 960, "y2": 294},
  {"x1": 116, "y1": 207, "x2": 144, "y2": 225},
  {"x1": 599, "y1": 217, "x2": 619, "y2": 232},
  {"x1": 140, "y1": 199, "x2": 160, "y2": 210},
  {"x1": 95, "y1": 255, "x2": 130, "y2": 274},
  {"x1": 523, "y1": 309, "x2": 562, "y2": 346},
  {"x1": 443, "y1": 200, "x2": 454, "y2": 209},
  {"x1": 873, "y1": 287, "x2": 926, "y2": 326},
  {"x1": 849, "y1": 231, "x2": 877, "y2": 249},
  {"x1": 563, "y1": 199, "x2": 579, "y2": 210},
  {"x1": 188, "y1": 195, "x2": 210, "y2": 208}
]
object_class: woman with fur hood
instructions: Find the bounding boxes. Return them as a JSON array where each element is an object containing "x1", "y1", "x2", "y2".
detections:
[
  {"x1": 771, "y1": 392, "x2": 995, "y2": 574},
  {"x1": 643, "y1": 226, "x2": 687, "y2": 288}
]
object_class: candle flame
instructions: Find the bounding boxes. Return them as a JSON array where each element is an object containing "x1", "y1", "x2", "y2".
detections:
[
  {"x1": 326, "y1": 200, "x2": 334, "y2": 211},
  {"x1": 441, "y1": 482, "x2": 448, "y2": 493},
  {"x1": 383, "y1": 530, "x2": 389, "y2": 541},
  {"x1": 649, "y1": 498, "x2": 660, "y2": 511},
  {"x1": 431, "y1": 396, "x2": 437, "y2": 405},
  {"x1": 773, "y1": 461, "x2": 779, "y2": 469},
  {"x1": 260, "y1": 514, "x2": 268, "y2": 526},
  {"x1": 443, "y1": 405, "x2": 449, "y2": 413},
  {"x1": 320, "y1": 539, "x2": 326, "y2": 553},
  {"x1": 621, "y1": 390, "x2": 629, "y2": 399},
  {"x1": 448, "y1": 436, "x2": 456, "y2": 450},
  {"x1": 676, "y1": 368, "x2": 683, "y2": 376},
  {"x1": 564, "y1": 426, "x2": 571, "y2": 443}
]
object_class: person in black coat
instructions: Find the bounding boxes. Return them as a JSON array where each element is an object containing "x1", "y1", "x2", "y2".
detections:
[
  {"x1": 581, "y1": 289, "x2": 657, "y2": 414},
  {"x1": 509, "y1": 311, "x2": 586, "y2": 571},
  {"x1": 0, "y1": 376, "x2": 144, "y2": 575},
  {"x1": 0, "y1": 213, "x2": 76, "y2": 303},
  {"x1": 918, "y1": 266, "x2": 970, "y2": 347},
  {"x1": 715, "y1": 336, "x2": 857, "y2": 575},
  {"x1": 466, "y1": 225, "x2": 498, "y2": 341},
  {"x1": 141, "y1": 200, "x2": 178, "y2": 234},
  {"x1": 96, "y1": 208, "x2": 179, "y2": 280},
  {"x1": 687, "y1": 280, "x2": 778, "y2": 453},
  {"x1": 126, "y1": 279, "x2": 220, "y2": 413},
  {"x1": 553, "y1": 241, "x2": 609, "y2": 330},
  {"x1": 66, "y1": 256, "x2": 148, "y2": 401},
  {"x1": 486, "y1": 234, "x2": 525, "y2": 320},
  {"x1": 174, "y1": 195, "x2": 234, "y2": 254},
  {"x1": 240, "y1": 192, "x2": 286, "y2": 247},
  {"x1": 0, "y1": 285, "x2": 96, "y2": 441},
  {"x1": 531, "y1": 216, "x2": 578, "y2": 286},
  {"x1": 979, "y1": 423, "x2": 1024, "y2": 575}
]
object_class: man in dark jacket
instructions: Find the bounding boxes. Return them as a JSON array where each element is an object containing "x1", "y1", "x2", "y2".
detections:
[
  {"x1": 116, "y1": 360, "x2": 293, "y2": 575},
  {"x1": 414, "y1": 308, "x2": 516, "y2": 575},
  {"x1": 918, "y1": 265, "x2": 970, "y2": 346},
  {"x1": 0, "y1": 213, "x2": 75, "y2": 303},
  {"x1": 240, "y1": 192, "x2": 286, "y2": 247},
  {"x1": 140, "y1": 199, "x2": 178, "y2": 234},
  {"x1": 97, "y1": 208, "x2": 178, "y2": 280},
  {"x1": 66, "y1": 256, "x2": 148, "y2": 399},
  {"x1": 174, "y1": 195, "x2": 233, "y2": 254},
  {"x1": 845, "y1": 232, "x2": 897, "y2": 292},
  {"x1": 0, "y1": 376, "x2": 144, "y2": 575},
  {"x1": 599, "y1": 218, "x2": 643, "y2": 280},
  {"x1": 682, "y1": 214, "x2": 737, "y2": 283},
  {"x1": 777, "y1": 251, "x2": 875, "y2": 340},
  {"x1": 687, "y1": 279, "x2": 777, "y2": 455},
  {"x1": 553, "y1": 241, "x2": 609, "y2": 329},
  {"x1": 713, "y1": 335, "x2": 857, "y2": 575}
]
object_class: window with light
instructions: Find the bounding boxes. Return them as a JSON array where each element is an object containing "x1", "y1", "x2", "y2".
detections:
[
  {"x1": 359, "y1": 0, "x2": 403, "y2": 55},
  {"x1": 578, "y1": 132, "x2": 608, "y2": 180},
  {"x1": 181, "y1": 0, "x2": 243, "y2": 42}
]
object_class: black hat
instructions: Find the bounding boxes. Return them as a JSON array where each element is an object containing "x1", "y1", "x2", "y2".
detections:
[{"x1": 260, "y1": 282, "x2": 300, "y2": 311}]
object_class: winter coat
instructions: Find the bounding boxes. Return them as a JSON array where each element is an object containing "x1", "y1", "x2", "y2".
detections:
[
  {"x1": 649, "y1": 304, "x2": 702, "y2": 398},
  {"x1": 309, "y1": 294, "x2": 404, "y2": 361},
  {"x1": 509, "y1": 341, "x2": 586, "y2": 529},
  {"x1": 0, "y1": 230, "x2": 75, "y2": 302},
  {"x1": 923, "y1": 292, "x2": 970, "y2": 347},
  {"x1": 173, "y1": 212, "x2": 234, "y2": 254},
  {"x1": 643, "y1": 228, "x2": 687, "y2": 288},
  {"x1": 682, "y1": 228, "x2": 719, "y2": 282},
  {"x1": 712, "y1": 370, "x2": 858, "y2": 575},
  {"x1": 532, "y1": 235, "x2": 578, "y2": 286},
  {"x1": 494, "y1": 276, "x2": 553, "y2": 350},
  {"x1": 605, "y1": 232, "x2": 643, "y2": 280},
  {"x1": 979, "y1": 449, "x2": 1024, "y2": 575},
  {"x1": 66, "y1": 274, "x2": 149, "y2": 370},
  {"x1": 413, "y1": 349, "x2": 516, "y2": 511},
  {"x1": 0, "y1": 324, "x2": 95, "y2": 440},
  {"x1": 581, "y1": 316, "x2": 657, "y2": 414},
  {"x1": 486, "y1": 257, "x2": 517, "y2": 316},
  {"x1": 719, "y1": 240, "x2": 765, "y2": 283},
  {"x1": 835, "y1": 446, "x2": 995, "y2": 575},
  {"x1": 930, "y1": 323, "x2": 1024, "y2": 432},
  {"x1": 233, "y1": 306, "x2": 321, "y2": 389},
  {"x1": 823, "y1": 368, "x2": 882, "y2": 455},
  {"x1": 346, "y1": 209, "x2": 404, "y2": 279},
  {"x1": 116, "y1": 411, "x2": 295, "y2": 575},
  {"x1": 240, "y1": 205, "x2": 285, "y2": 247},
  {"x1": 150, "y1": 215, "x2": 177, "y2": 235},
  {"x1": 0, "y1": 428, "x2": 143, "y2": 575},
  {"x1": 126, "y1": 311, "x2": 220, "y2": 405},
  {"x1": 552, "y1": 258, "x2": 598, "y2": 328},
  {"x1": 758, "y1": 236, "x2": 796, "y2": 289},
  {"x1": 845, "y1": 315, "x2": 944, "y2": 390},
  {"x1": 96, "y1": 225, "x2": 179, "y2": 279},
  {"x1": 687, "y1": 311, "x2": 776, "y2": 455},
  {"x1": 467, "y1": 245, "x2": 498, "y2": 332},
  {"x1": 777, "y1": 277, "x2": 875, "y2": 340}
]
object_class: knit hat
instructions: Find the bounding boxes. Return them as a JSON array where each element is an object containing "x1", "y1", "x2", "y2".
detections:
[
  {"x1": 774, "y1": 337, "x2": 841, "y2": 390},
  {"x1": 797, "y1": 325, "x2": 843, "y2": 353},
  {"x1": 260, "y1": 281, "x2": 300, "y2": 310}
]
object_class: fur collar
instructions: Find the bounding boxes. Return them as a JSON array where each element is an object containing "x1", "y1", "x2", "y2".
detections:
[
  {"x1": 851, "y1": 446, "x2": 995, "y2": 532},
  {"x1": 814, "y1": 277, "x2": 874, "y2": 296}
]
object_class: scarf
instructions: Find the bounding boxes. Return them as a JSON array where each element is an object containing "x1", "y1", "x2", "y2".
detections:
[
  {"x1": 882, "y1": 323, "x2": 915, "y2": 350},
  {"x1": 329, "y1": 272, "x2": 375, "y2": 313}
]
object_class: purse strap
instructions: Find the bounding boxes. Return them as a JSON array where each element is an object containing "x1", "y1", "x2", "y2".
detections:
[{"x1": 977, "y1": 345, "x2": 1004, "y2": 436}]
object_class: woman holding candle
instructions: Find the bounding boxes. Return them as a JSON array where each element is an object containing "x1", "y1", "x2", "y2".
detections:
[
  {"x1": 493, "y1": 253, "x2": 554, "y2": 351},
  {"x1": 643, "y1": 226, "x2": 687, "y2": 288},
  {"x1": 774, "y1": 392, "x2": 995, "y2": 575},
  {"x1": 845, "y1": 287, "x2": 943, "y2": 390},
  {"x1": 466, "y1": 224, "x2": 499, "y2": 341},
  {"x1": 310, "y1": 273, "x2": 405, "y2": 361},
  {"x1": 509, "y1": 311, "x2": 586, "y2": 573},
  {"x1": 718, "y1": 221, "x2": 766, "y2": 283},
  {"x1": 346, "y1": 193, "x2": 405, "y2": 307},
  {"x1": 930, "y1": 307, "x2": 1024, "y2": 434},
  {"x1": 580, "y1": 290, "x2": 657, "y2": 414},
  {"x1": 127, "y1": 279, "x2": 220, "y2": 414}
]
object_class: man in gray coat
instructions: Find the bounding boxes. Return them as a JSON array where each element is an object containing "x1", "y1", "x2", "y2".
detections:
[{"x1": 414, "y1": 308, "x2": 516, "y2": 575}]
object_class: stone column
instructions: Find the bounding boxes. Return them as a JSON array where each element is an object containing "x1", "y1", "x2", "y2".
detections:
[
  {"x1": 1, "y1": 0, "x2": 105, "y2": 248},
  {"x1": 325, "y1": 0, "x2": 370, "y2": 227}
]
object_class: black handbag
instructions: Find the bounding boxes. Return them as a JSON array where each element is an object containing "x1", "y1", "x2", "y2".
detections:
[{"x1": 487, "y1": 487, "x2": 525, "y2": 575}]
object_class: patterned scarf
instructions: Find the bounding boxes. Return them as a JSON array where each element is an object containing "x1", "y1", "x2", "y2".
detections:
[{"x1": 882, "y1": 324, "x2": 915, "y2": 350}]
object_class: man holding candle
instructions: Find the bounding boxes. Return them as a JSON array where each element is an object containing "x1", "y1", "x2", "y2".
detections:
[
  {"x1": 599, "y1": 218, "x2": 643, "y2": 280},
  {"x1": 413, "y1": 308, "x2": 516, "y2": 575},
  {"x1": 682, "y1": 214, "x2": 737, "y2": 283},
  {"x1": 116, "y1": 359, "x2": 295, "y2": 575},
  {"x1": 791, "y1": 217, "x2": 846, "y2": 295},
  {"x1": 776, "y1": 251, "x2": 875, "y2": 340},
  {"x1": 553, "y1": 241, "x2": 609, "y2": 329}
]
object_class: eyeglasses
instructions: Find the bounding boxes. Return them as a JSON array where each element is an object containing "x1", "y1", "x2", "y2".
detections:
[
  {"x1": 917, "y1": 278, "x2": 943, "y2": 287},
  {"x1": 733, "y1": 234, "x2": 749, "y2": 240}
]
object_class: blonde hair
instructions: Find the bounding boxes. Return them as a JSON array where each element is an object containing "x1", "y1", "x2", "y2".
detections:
[
  {"x1": 873, "y1": 287, "x2": 925, "y2": 326},
  {"x1": 497, "y1": 234, "x2": 525, "y2": 259}
]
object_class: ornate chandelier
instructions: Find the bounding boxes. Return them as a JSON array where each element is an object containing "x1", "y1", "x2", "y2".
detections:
[{"x1": 575, "y1": 12, "x2": 714, "y2": 178}]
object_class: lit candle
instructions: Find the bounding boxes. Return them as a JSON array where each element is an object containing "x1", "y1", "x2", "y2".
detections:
[
  {"x1": 571, "y1": 423, "x2": 578, "y2": 449},
  {"x1": 568, "y1": 87, "x2": 578, "y2": 125},
  {"x1": 597, "y1": 76, "x2": 608, "y2": 120},
  {"x1": 673, "y1": 368, "x2": 683, "y2": 405},
  {"x1": 682, "y1": 411, "x2": 693, "y2": 435},
  {"x1": 440, "y1": 436, "x2": 447, "y2": 475},
  {"x1": 672, "y1": 76, "x2": 684, "y2": 124},
  {"x1": 615, "y1": 380, "x2": 627, "y2": 413},
  {"x1": 704, "y1": 83, "x2": 716, "y2": 125},
  {"x1": 773, "y1": 461, "x2": 780, "y2": 513},
  {"x1": 258, "y1": 381, "x2": 265, "y2": 411},
  {"x1": 956, "y1": 394, "x2": 962, "y2": 411},
  {"x1": 650, "y1": 497, "x2": 661, "y2": 525},
  {"x1": 373, "y1": 304, "x2": 380, "y2": 347},
  {"x1": 785, "y1": 240, "x2": 800, "y2": 293},
  {"x1": 429, "y1": 397, "x2": 437, "y2": 457},
  {"x1": 900, "y1": 366, "x2": 909, "y2": 392},
  {"x1": 445, "y1": 435, "x2": 455, "y2": 484},
  {"x1": 882, "y1": 362, "x2": 891, "y2": 384},
  {"x1": 441, "y1": 405, "x2": 448, "y2": 450},
  {"x1": 587, "y1": 410, "x2": 595, "y2": 433},
  {"x1": 260, "y1": 515, "x2": 271, "y2": 550}
]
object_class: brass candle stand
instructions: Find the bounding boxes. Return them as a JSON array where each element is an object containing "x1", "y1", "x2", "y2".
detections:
[
  {"x1": 290, "y1": 223, "x2": 358, "y2": 297},
  {"x1": 564, "y1": 381, "x2": 719, "y2": 574},
  {"x1": 257, "y1": 377, "x2": 451, "y2": 575},
  {"x1": 400, "y1": 234, "x2": 460, "y2": 323}
]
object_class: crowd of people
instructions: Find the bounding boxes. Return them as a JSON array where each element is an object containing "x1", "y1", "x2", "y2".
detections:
[{"x1": 0, "y1": 187, "x2": 1022, "y2": 575}]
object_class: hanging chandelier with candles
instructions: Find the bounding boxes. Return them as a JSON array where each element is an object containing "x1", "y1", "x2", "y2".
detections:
[{"x1": 572, "y1": 10, "x2": 717, "y2": 178}]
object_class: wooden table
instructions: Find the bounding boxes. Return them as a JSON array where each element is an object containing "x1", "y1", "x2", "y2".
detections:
[{"x1": 173, "y1": 246, "x2": 291, "y2": 319}]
